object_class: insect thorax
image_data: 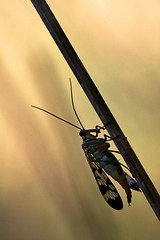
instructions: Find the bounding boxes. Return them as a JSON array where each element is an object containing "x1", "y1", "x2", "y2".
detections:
[{"x1": 80, "y1": 130, "x2": 110, "y2": 159}]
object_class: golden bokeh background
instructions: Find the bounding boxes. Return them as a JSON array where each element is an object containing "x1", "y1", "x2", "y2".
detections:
[{"x1": 1, "y1": 0, "x2": 160, "y2": 239}]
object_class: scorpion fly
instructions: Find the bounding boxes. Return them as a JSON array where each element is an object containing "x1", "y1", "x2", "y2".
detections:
[{"x1": 32, "y1": 81, "x2": 141, "y2": 210}]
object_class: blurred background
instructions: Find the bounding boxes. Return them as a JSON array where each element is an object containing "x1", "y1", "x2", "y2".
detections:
[{"x1": 0, "y1": 0, "x2": 160, "y2": 239}]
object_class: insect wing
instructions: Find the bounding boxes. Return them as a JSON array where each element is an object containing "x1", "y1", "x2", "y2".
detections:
[{"x1": 82, "y1": 146, "x2": 123, "y2": 210}]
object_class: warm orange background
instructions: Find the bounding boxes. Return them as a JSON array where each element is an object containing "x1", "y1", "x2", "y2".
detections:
[{"x1": 1, "y1": 1, "x2": 160, "y2": 239}]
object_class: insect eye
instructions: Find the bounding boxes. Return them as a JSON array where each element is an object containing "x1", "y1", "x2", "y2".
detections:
[{"x1": 79, "y1": 130, "x2": 85, "y2": 136}]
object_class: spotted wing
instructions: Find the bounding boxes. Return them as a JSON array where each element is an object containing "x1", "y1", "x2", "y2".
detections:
[{"x1": 82, "y1": 146, "x2": 123, "y2": 210}]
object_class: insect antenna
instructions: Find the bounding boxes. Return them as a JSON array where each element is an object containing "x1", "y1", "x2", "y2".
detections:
[
  {"x1": 31, "y1": 105, "x2": 82, "y2": 130},
  {"x1": 69, "y1": 78, "x2": 85, "y2": 130}
]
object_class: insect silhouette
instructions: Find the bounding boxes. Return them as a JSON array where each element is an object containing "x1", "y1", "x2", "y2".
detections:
[{"x1": 32, "y1": 81, "x2": 141, "y2": 210}]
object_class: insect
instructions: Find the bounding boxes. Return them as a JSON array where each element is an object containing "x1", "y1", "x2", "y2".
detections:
[{"x1": 32, "y1": 81, "x2": 141, "y2": 210}]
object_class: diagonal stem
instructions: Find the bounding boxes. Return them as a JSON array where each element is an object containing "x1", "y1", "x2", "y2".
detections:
[{"x1": 30, "y1": 0, "x2": 160, "y2": 220}]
